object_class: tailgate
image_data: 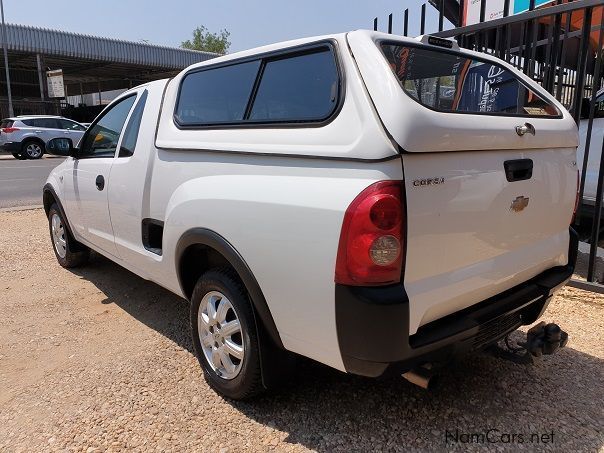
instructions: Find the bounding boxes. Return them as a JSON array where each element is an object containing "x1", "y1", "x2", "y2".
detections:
[
  {"x1": 403, "y1": 148, "x2": 575, "y2": 333},
  {"x1": 347, "y1": 31, "x2": 578, "y2": 333}
]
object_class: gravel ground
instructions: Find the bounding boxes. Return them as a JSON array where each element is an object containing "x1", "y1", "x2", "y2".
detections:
[{"x1": 0, "y1": 209, "x2": 602, "y2": 452}]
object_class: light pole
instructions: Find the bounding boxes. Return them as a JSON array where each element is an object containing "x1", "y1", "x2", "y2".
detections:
[{"x1": 0, "y1": 0, "x2": 13, "y2": 117}]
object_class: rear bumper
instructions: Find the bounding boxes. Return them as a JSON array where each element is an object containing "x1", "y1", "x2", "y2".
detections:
[
  {"x1": 335, "y1": 228, "x2": 578, "y2": 377},
  {"x1": 0, "y1": 141, "x2": 21, "y2": 152}
]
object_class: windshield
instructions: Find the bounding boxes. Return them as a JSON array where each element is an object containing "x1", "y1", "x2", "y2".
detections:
[{"x1": 380, "y1": 43, "x2": 560, "y2": 117}]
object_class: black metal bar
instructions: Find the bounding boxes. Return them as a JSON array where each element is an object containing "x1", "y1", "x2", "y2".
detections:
[
  {"x1": 404, "y1": 9, "x2": 409, "y2": 36},
  {"x1": 503, "y1": 0, "x2": 510, "y2": 17},
  {"x1": 494, "y1": 26, "x2": 501, "y2": 58},
  {"x1": 571, "y1": 7, "x2": 593, "y2": 123},
  {"x1": 543, "y1": 17, "x2": 554, "y2": 89},
  {"x1": 388, "y1": 13, "x2": 393, "y2": 34},
  {"x1": 568, "y1": 279, "x2": 604, "y2": 294},
  {"x1": 517, "y1": 21, "x2": 526, "y2": 69},
  {"x1": 588, "y1": 136, "x2": 604, "y2": 282},
  {"x1": 480, "y1": 0, "x2": 486, "y2": 23},
  {"x1": 547, "y1": 11, "x2": 563, "y2": 92},
  {"x1": 374, "y1": 17, "x2": 378, "y2": 31},
  {"x1": 577, "y1": 9, "x2": 604, "y2": 228},
  {"x1": 555, "y1": 10, "x2": 572, "y2": 101},
  {"x1": 529, "y1": 0, "x2": 536, "y2": 11},
  {"x1": 522, "y1": 19, "x2": 533, "y2": 74},
  {"x1": 433, "y1": 0, "x2": 602, "y2": 37},
  {"x1": 527, "y1": 16, "x2": 539, "y2": 78},
  {"x1": 421, "y1": 4, "x2": 426, "y2": 35},
  {"x1": 504, "y1": 23, "x2": 512, "y2": 62},
  {"x1": 439, "y1": 0, "x2": 445, "y2": 31}
]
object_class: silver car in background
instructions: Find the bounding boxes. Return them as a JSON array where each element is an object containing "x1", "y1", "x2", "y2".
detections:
[{"x1": 0, "y1": 115, "x2": 87, "y2": 159}]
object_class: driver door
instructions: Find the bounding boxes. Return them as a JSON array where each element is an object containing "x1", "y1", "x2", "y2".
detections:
[{"x1": 64, "y1": 94, "x2": 137, "y2": 257}]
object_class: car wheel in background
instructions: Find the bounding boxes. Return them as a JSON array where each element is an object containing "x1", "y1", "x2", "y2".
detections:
[
  {"x1": 190, "y1": 268, "x2": 266, "y2": 400},
  {"x1": 11, "y1": 151, "x2": 27, "y2": 160},
  {"x1": 22, "y1": 140, "x2": 44, "y2": 159},
  {"x1": 48, "y1": 203, "x2": 90, "y2": 268}
]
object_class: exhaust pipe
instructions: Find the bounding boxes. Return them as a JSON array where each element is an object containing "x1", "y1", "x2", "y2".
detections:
[{"x1": 402, "y1": 366, "x2": 436, "y2": 390}]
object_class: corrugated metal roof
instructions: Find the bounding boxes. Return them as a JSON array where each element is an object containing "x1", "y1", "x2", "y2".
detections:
[{"x1": 3, "y1": 23, "x2": 217, "y2": 69}]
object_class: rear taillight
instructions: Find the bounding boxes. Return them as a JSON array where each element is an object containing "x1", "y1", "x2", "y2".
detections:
[
  {"x1": 335, "y1": 181, "x2": 405, "y2": 286},
  {"x1": 1, "y1": 127, "x2": 19, "y2": 133},
  {"x1": 572, "y1": 170, "x2": 580, "y2": 223}
]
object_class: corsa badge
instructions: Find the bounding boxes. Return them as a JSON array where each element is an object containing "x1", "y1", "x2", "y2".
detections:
[{"x1": 510, "y1": 196, "x2": 529, "y2": 212}]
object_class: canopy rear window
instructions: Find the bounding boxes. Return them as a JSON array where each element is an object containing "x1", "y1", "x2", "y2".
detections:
[{"x1": 380, "y1": 43, "x2": 560, "y2": 117}]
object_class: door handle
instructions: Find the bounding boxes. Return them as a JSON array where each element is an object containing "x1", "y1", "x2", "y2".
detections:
[
  {"x1": 515, "y1": 122, "x2": 536, "y2": 136},
  {"x1": 95, "y1": 175, "x2": 105, "y2": 191}
]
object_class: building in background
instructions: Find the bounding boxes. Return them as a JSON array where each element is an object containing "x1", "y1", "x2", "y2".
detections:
[{"x1": 0, "y1": 24, "x2": 216, "y2": 121}]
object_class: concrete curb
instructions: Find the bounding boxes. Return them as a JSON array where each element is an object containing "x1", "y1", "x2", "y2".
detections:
[
  {"x1": 0, "y1": 205, "x2": 43, "y2": 213},
  {"x1": 0, "y1": 154, "x2": 63, "y2": 161}
]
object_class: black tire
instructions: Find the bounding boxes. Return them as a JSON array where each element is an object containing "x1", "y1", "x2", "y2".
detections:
[
  {"x1": 48, "y1": 203, "x2": 90, "y2": 268},
  {"x1": 22, "y1": 139, "x2": 44, "y2": 159},
  {"x1": 11, "y1": 151, "x2": 26, "y2": 160},
  {"x1": 190, "y1": 268, "x2": 265, "y2": 400}
]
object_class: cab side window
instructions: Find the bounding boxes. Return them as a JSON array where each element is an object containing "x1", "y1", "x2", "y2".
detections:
[
  {"x1": 119, "y1": 90, "x2": 148, "y2": 157},
  {"x1": 78, "y1": 95, "x2": 136, "y2": 158}
]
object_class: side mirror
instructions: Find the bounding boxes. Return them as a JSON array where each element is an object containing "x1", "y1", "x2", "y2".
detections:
[{"x1": 46, "y1": 137, "x2": 75, "y2": 157}]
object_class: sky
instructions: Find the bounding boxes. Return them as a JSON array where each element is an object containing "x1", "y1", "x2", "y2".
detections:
[{"x1": 3, "y1": 0, "x2": 451, "y2": 53}]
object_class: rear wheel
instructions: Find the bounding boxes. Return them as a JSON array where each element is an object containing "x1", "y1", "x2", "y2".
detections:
[
  {"x1": 11, "y1": 151, "x2": 26, "y2": 160},
  {"x1": 48, "y1": 203, "x2": 90, "y2": 268},
  {"x1": 190, "y1": 268, "x2": 265, "y2": 399},
  {"x1": 22, "y1": 140, "x2": 43, "y2": 159}
]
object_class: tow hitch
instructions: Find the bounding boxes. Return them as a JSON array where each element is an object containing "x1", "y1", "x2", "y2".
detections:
[
  {"x1": 402, "y1": 322, "x2": 568, "y2": 389},
  {"x1": 488, "y1": 322, "x2": 569, "y2": 365}
]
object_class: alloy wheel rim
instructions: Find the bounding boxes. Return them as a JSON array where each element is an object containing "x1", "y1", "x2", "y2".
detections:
[
  {"x1": 26, "y1": 143, "x2": 42, "y2": 158},
  {"x1": 51, "y1": 213, "x2": 67, "y2": 258},
  {"x1": 198, "y1": 291, "x2": 244, "y2": 380}
]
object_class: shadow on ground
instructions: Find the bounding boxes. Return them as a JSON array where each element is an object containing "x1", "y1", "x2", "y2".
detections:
[{"x1": 72, "y1": 253, "x2": 604, "y2": 451}]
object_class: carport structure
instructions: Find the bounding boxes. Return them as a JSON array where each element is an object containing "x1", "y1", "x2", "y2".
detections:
[{"x1": 0, "y1": 23, "x2": 216, "y2": 118}]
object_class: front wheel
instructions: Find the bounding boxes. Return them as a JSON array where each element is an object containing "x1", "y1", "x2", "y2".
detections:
[
  {"x1": 190, "y1": 268, "x2": 265, "y2": 399},
  {"x1": 48, "y1": 203, "x2": 90, "y2": 268}
]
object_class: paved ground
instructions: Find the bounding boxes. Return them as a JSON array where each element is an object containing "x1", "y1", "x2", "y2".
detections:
[
  {"x1": 0, "y1": 155, "x2": 62, "y2": 208},
  {"x1": 0, "y1": 209, "x2": 602, "y2": 452}
]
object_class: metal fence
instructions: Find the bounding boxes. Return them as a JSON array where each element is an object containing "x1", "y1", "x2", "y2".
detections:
[
  {"x1": 374, "y1": 0, "x2": 604, "y2": 286},
  {"x1": 0, "y1": 98, "x2": 60, "y2": 117}
]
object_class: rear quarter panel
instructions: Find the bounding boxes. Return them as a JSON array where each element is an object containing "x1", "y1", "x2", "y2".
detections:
[{"x1": 154, "y1": 154, "x2": 404, "y2": 371}]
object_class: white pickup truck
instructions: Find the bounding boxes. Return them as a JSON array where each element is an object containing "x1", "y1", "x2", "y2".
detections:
[{"x1": 43, "y1": 31, "x2": 578, "y2": 399}]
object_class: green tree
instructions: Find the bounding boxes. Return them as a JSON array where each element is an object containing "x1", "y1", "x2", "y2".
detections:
[{"x1": 181, "y1": 26, "x2": 231, "y2": 54}]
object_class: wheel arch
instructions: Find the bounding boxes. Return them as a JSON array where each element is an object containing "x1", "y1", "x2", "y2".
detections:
[
  {"x1": 43, "y1": 183, "x2": 77, "y2": 241},
  {"x1": 175, "y1": 228, "x2": 284, "y2": 350},
  {"x1": 21, "y1": 136, "x2": 46, "y2": 149}
]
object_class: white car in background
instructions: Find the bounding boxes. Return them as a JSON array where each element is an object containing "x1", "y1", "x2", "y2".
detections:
[
  {"x1": 0, "y1": 115, "x2": 87, "y2": 159},
  {"x1": 577, "y1": 89, "x2": 604, "y2": 211}
]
